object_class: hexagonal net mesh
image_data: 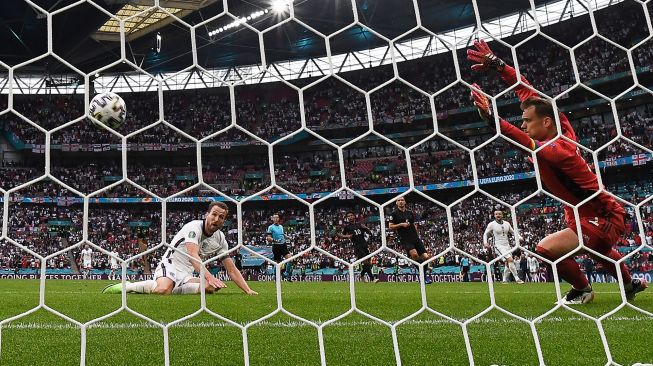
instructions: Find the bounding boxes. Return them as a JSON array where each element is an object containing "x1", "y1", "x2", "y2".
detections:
[{"x1": 0, "y1": 0, "x2": 652, "y2": 365}]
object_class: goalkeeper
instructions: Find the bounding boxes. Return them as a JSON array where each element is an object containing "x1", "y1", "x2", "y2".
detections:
[{"x1": 466, "y1": 40, "x2": 646, "y2": 304}]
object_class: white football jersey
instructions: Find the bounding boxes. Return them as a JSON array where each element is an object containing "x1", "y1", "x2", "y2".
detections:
[
  {"x1": 110, "y1": 251, "x2": 119, "y2": 267},
  {"x1": 81, "y1": 248, "x2": 93, "y2": 261},
  {"x1": 483, "y1": 220, "x2": 517, "y2": 247},
  {"x1": 527, "y1": 257, "x2": 539, "y2": 272},
  {"x1": 162, "y1": 220, "x2": 229, "y2": 274}
]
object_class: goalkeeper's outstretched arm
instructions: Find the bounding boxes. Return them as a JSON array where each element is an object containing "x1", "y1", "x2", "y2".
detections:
[
  {"x1": 467, "y1": 39, "x2": 576, "y2": 141},
  {"x1": 467, "y1": 39, "x2": 537, "y2": 102},
  {"x1": 470, "y1": 84, "x2": 562, "y2": 164},
  {"x1": 470, "y1": 84, "x2": 537, "y2": 151}
]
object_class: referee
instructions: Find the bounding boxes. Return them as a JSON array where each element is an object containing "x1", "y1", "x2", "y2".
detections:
[{"x1": 266, "y1": 213, "x2": 293, "y2": 281}]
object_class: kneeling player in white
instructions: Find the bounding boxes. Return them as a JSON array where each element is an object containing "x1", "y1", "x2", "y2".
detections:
[
  {"x1": 483, "y1": 210, "x2": 523, "y2": 284},
  {"x1": 103, "y1": 202, "x2": 257, "y2": 295}
]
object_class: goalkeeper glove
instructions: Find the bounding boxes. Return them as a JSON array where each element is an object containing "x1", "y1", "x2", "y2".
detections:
[
  {"x1": 466, "y1": 39, "x2": 506, "y2": 72},
  {"x1": 470, "y1": 84, "x2": 495, "y2": 123}
]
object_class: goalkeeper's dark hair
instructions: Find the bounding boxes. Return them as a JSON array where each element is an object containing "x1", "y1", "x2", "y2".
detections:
[
  {"x1": 207, "y1": 201, "x2": 228, "y2": 214},
  {"x1": 520, "y1": 96, "x2": 555, "y2": 120}
]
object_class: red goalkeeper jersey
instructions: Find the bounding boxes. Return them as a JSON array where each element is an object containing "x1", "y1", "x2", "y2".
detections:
[{"x1": 497, "y1": 65, "x2": 624, "y2": 228}]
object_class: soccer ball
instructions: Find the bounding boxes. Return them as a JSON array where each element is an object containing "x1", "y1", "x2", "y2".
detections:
[{"x1": 89, "y1": 92, "x2": 127, "y2": 129}]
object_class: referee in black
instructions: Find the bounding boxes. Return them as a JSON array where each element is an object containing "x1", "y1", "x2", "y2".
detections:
[
  {"x1": 388, "y1": 196, "x2": 432, "y2": 284},
  {"x1": 339, "y1": 211, "x2": 377, "y2": 282}
]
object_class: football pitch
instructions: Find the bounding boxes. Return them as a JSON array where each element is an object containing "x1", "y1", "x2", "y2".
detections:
[{"x1": 0, "y1": 280, "x2": 651, "y2": 366}]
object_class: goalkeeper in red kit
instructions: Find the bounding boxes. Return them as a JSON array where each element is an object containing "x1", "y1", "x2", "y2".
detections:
[{"x1": 466, "y1": 39, "x2": 647, "y2": 304}]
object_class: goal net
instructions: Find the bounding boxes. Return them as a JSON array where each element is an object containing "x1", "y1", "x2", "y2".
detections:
[{"x1": 0, "y1": 0, "x2": 651, "y2": 365}]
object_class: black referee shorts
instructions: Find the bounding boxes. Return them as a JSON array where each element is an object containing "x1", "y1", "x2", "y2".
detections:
[
  {"x1": 401, "y1": 239, "x2": 426, "y2": 256},
  {"x1": 273, "y1": 244, "x2": 290, "y2": 262}
]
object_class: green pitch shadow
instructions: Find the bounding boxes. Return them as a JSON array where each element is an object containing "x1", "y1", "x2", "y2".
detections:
[
  {"x1": 354, "y1": 268, "x2": 422, "y2": 323},
  {"x1": 204, "y1": 281, "x2": 277, "y2": 324},
  {"x1": 0, "y1": 309, "x2": 81, "y2": 366},
  {"x1": 0, "y1": 278, "x2": 39, "y2": 321},
  {"x1": 602, "y1": 306, "x2": 653, "y2": 366},
  {"x1": 127, "y1": 289, "x2": 201, "y2": 325},
  {"x1": 536, "y1": 308, "x2": 608, "y2": 366},
  {"x1": 281, "y1": 275, "x2": 352, "y2": 322},
  {"x1": 322, "y1": 313, "x2": 396, "y2": 366},
  {"x1": 169, "y1": 312, "x2": 244, "y2": 366},
  {"x1": 85, "y1": 311, "x2": 164, "y2": 366},
  {"x1": 45, "y1": 280, "x2": 121, "y2": 323},
  {"x1": 246, "y1": 313, "x2": 321, "y2": 366},
  {"x1": 425, "y1": 276, "x2": 491, "y2": 322},
  {"x1": 467, "y1": 309, "x2": 539, "y2": 366},
  {"x1": 492, "y1": 281, "x2": 558, "y2": 319},
  {"x1": 396, "y1": 312, "x2": 468, "y2": 366}
]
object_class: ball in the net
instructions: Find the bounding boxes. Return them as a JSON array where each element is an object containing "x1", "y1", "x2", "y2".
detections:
[{"x1": 89, "y1": 92, "x2": 127, "y2": 129}]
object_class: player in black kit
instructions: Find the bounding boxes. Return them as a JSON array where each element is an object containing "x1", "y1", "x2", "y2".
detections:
[
  {"x1": 388, "y1": 197, "x2": 432, "y2": 284},
  {"x1": 339, "y1": 211, "x2": 377, "y2": 282}
]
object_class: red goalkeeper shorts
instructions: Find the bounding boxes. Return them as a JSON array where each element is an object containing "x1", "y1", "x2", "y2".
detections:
[{"x1": 570, "y1": 213, "x2": 625, "y2": 254}]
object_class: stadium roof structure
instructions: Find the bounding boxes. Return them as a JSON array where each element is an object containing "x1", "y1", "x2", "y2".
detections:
[
  {"x1": 93, "y1": 0, "x2": 217, "y2": 42},
  {"x1": 0, "y1": 0, "x2": 625, "y2": 93}
]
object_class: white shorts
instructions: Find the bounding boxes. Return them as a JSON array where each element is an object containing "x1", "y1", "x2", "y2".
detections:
[
  {"x1": 83, "y1": 260, "x2": 92, "y2": 269},
  {"x1": 494, "y1": 243, "x2": 513, "y2": 260},
  {"x1": 154, "y1": 261, "x2": 194, "y2": 288},
  {"x1": 110, "y1": 264, "x2": 119, "y2": 270}
]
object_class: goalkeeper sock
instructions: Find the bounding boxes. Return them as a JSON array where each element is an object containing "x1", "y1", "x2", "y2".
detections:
[
  {"x1": 537, "y1": 246, "x2": 589, "y2": 290},
  {"x1": 558, "y1": 258, "x2": 590, "y2": 289},
  {"x1": 508, "y1": 262, "x2": 520, "y2": 281},
  {"x1": 172, "y1": 282, "x2": 200, "y2": 294},
  {"x1": 126, "y1": 280, "x2": 157, "y2": 294},
  {"x1": 594, "y1": 249, "x2": 632, "y2": 284}
]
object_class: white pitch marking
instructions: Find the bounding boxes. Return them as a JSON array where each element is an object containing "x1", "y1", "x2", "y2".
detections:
[{"x1": 1, "y1": 316, "x2": 649, "y2": 330}]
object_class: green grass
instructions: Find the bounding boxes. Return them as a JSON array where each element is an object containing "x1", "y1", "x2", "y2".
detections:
[{"x1": 0, "y1": 280, "x2": 651, "y2": 365}]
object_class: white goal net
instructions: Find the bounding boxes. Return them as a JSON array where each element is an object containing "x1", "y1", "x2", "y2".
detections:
[{"x1": 0, "y1": 0, "x2": 652, "y2": 365}]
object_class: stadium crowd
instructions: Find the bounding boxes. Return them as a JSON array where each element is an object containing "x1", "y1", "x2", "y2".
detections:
[
  {"x1": 0, "y1": 133, "x2": 648, "y2": 200},
  {"x1": 2, "y1": 178, "x2": 651, "y2": 277},
  {"x1": 0, "y1": 1, "x2": 651, "y2": 281}
]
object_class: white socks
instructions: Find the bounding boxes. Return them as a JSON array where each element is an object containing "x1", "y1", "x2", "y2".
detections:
[
  {"x1": 172, "y1": 283, "x2": 200, "y2": 294},
  {"x1": 124, "y1": 281, "x2": 201, "y2": 294},
  {"x1": 125, "y1": 280, "x2": 157, "y2": 294},
  {"x1": 502, "y1": 262, "x2": 521, "y2": 282},
  {"x1": 508, "y1": 262, "x2": 520, "y2": 281}
]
